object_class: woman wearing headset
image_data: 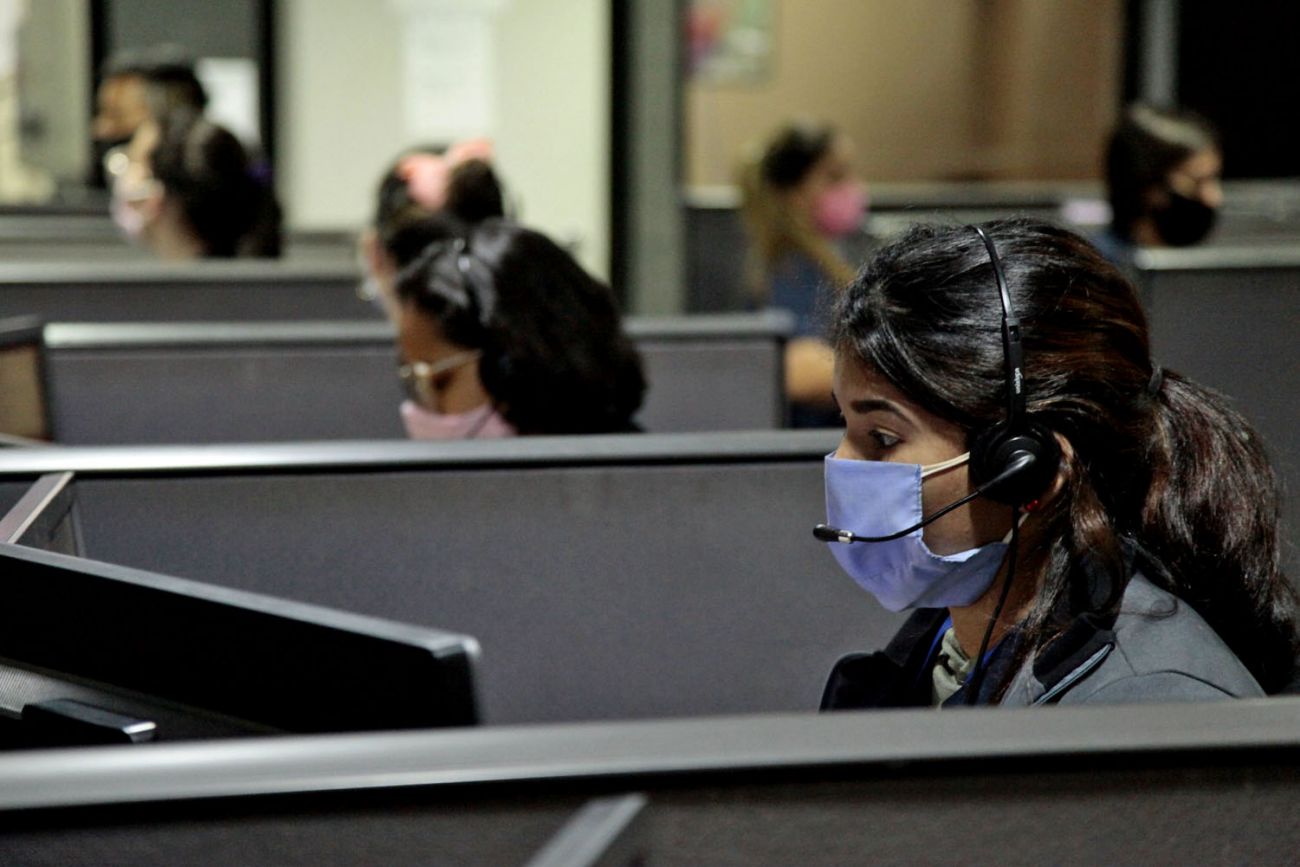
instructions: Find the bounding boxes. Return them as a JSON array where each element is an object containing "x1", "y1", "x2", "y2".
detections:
[
  {"x1": 359, "y1": 138, "x2": 507, "y2": 322},
  {"x1": 393, "y1": 218, "x2": 646, "y2": 439},
  {"x1": 819, "y1": 219, "x2": 1296, "y2": 708}
]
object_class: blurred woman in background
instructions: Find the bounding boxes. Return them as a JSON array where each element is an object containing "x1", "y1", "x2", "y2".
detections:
[
  {"x1": 738, "y1": 121, "x2": 867, "y2": 426},
  {"x1": 1097, "y1": 104, "x2": 1223, "y2": 265},
  {"x1": 107, "y1": 108, "x2": 281, "y2": 259},
  {"x1": 359, "y1": 138, "x2": 506, "y2": 321},
  {"x1": 394, "y1": 218, "x2": 646, "y2": 439}
]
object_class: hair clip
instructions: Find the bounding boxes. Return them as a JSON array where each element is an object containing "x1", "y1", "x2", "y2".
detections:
[
  {"x1": 445, "y1": 137, "x2": 494, "y2": 167},
  {"x1": 397, "y1": 153, "x2": 451, "y2": 211}
]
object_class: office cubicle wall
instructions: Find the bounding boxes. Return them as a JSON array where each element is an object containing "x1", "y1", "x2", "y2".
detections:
[
  {"x1": 0, "y1": 473, "x2": 80, "y2": 555},
  {"x1": 45, "y1": 322, "x2": 407, "y2": 442},
  {"x1": 0, "y1": 432, "x2": 895, "y2": 725},
  {"x1": 682, "y1": 182, "x2": 1092, "y2": 313},
  {"x1": 42, "y1": 312, "x2": 791, "y2": 441},
  {"x1": 0, "y1": 262, "x2": 375, "y2": 323},
  {"x1": 1132, "y1": 246, "x2": 1300, "y2": 570},
  {"x1": 2, "y1": 699, "x2": 1298, "y2": 865},
  {"x1": 0, "y1": 482, "x2": 36, "y2": 523},
  {"x1": 0, "y1": 213, "x2": 358, "y2": 265},
  {"x1": 683, "y1": 180, "x2": 1300, "y2": 313}
]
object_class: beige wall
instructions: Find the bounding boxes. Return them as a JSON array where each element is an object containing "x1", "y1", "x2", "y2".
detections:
[
  {"x1": 16, "y1": 0, "x2": 90, "y2": 183},
  {"x1": 685, "y1": 0, "x2": 1123, "y2": 186},
  {"x1": 278, "y1": 0, "x2": 610, "y2": 277}
]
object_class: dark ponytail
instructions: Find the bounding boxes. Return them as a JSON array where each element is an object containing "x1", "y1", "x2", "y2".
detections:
[
  {"x1": 1141, "y1": 372, "x2": 1296, "y2": 691},
  {"x1": 832, "y1": 218, "x2": 1297, "y2": 692}
]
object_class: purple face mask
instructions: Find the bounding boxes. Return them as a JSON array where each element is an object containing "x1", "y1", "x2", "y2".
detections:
[
  {"x1": 822, "y1": 452, "x2": 1010, "y2": 612},
  {"x1": 812, "y1": 181, "x2": 868, "y2": 238}
]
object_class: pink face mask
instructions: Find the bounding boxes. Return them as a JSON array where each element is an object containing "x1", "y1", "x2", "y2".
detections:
[
  {"x1": 813, "y1": 182, "x2": 869, "y2": 238},
  {"x1": 400, "y1": 400, "x2": 515, "y2": 440},
  {"x1": 110, "y1": 179, "x2": 161, "y2": 241}
]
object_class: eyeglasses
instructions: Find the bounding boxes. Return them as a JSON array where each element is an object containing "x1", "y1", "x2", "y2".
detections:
[{"x1": 398, "y1": 350, "x2": 481, "y2": 410}]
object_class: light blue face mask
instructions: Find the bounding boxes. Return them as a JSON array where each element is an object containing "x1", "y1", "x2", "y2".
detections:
[{"x1": 823, "y1": 453, "x2": 1010, "y2": 612}]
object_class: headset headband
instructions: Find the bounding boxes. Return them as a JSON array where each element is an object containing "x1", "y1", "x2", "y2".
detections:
[{"x1": 971, "y1": 225, "x2": 1024, "y2": 432}]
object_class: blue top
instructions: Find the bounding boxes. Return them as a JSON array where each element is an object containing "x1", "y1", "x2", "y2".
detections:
[
  {"x1": 766, "y1": 252, "x2": 829, "y2": 339},
  {"x1": 764, "y1": 251, "x2": 840, "y2": 428}
]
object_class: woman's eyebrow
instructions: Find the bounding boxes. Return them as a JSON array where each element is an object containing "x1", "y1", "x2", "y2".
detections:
[{"x1": 849, "y1": 398, "x2": 909, "y2": 421}]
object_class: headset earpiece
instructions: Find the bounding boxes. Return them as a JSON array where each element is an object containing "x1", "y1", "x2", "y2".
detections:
[
  {"x1": 968, "y1": 419, "x2": 1061, "y2": 505},
  {"x1": 967, "y1": 224, "x2": 1063, "y2": 507}
]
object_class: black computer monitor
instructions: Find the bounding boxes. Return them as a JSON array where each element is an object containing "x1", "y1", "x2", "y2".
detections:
[
  {"x1": 0, "y1": 542, "x2": 480, "y2": 748},
  {"x1": 0, "y1": 316, "x2": 51, "y2": 444}
]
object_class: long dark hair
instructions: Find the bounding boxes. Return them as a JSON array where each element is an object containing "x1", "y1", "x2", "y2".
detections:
[
  {"x1": 149, "y1": 109, "x2": 281, "y2": 257},
  {"x1": 831, "y1": 218, "x2": 1296, "y2": 693},
  {"x1": 395, "y1": 220, "x2": 646, "y2": 435},
  {"x1": 1106, "y1": 104, "x2": 1219, "y2": 241}
]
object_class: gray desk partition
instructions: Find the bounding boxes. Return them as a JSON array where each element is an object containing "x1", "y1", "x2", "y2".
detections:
[
  {"x1": 42, "y1": 312, "x2": 791, "y2": 440},
  {"x1": 1132, "y1": 246, "x2": 1300, "y2": 570},
  {"x1": 0, "y1": 481, "x2": 32, "y2": 523},
  {"x1": 0, "y1": 213, "x2": 358, "y2": 265},
  {"x1": 683, "y1": 182, "x2": 1098, "y2": 313},
  {"x1": 2, "y1": 700, "x2": 1299, "y2": 865},
  {"x1": 0, "y1": 432, "x2": 895, "y2": 725},
  {"x1": 0, "y1": 261, "x2": 376, "y2": 323}
]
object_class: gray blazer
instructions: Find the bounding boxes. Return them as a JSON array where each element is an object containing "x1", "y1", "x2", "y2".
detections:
[
  {"x1": 821, "y1": 571, "x2": 1263, "y2": 711},
  {"x1": 1002, "y1": 572, "x2": 1264, "y2": 705}
]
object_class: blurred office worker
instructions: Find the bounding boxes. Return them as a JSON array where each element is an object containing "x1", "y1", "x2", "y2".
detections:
[
  {"x1": 738, "y1": 121, "x2": 867, "y2": 427},
  {"x1": 1095, "y1": 103, "x2": 1224, "y2": 265}
]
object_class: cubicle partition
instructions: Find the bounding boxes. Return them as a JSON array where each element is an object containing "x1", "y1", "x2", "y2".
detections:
[
  {"x1": 41, "y1": 312, "x2": 791, "y2": 441},
  {"x1": 1132, "y1": 246, "x2": 1300, "y2": 569},
  {"x1": 2, "y1": 699, "x2": 1298, "y2": 865},
  {"x1": 0, "y1": 211, "x2": 358, "y2": 265},
  {"x1": 683, "y1": 180, "x2": 1300, "y2": 313},
  {"x1": 0, "y1": 481, "x2": 33, "y2": 522},
  {"x1": 683, "y1": 182, "x2": 1096, "y2": 313},
  {"x1": 0, "y1": 261, "x2": 374, "y2": 323},
  {"x1": 0, "y1": 431, "x2": 895, "y2": 725}
]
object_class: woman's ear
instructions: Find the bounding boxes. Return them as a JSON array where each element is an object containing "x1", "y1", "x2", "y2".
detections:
[{"x1": 1040, "y1": 432, "x2": 1074, "y2": 507}]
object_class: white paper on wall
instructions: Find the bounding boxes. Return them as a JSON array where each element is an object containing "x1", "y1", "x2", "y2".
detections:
[
  {"x1": 391, "y1": 0, "x2": 508, "y2": 143},
  {"x1": 0, "y1": 0, "x2": 26, "y2": 79},
  {"x1": 195, "y1": 57, "x2": 261, "y2": 148}
]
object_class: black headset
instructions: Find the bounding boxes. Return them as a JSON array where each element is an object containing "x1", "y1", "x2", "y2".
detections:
[{"x1": 966, "y1": 225, "x2": 1061, "y2": 507}]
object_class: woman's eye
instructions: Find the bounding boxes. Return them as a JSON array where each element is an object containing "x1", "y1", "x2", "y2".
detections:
[{"x1": 869, "y1": 430, "x2": 900, "y2": 449}]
